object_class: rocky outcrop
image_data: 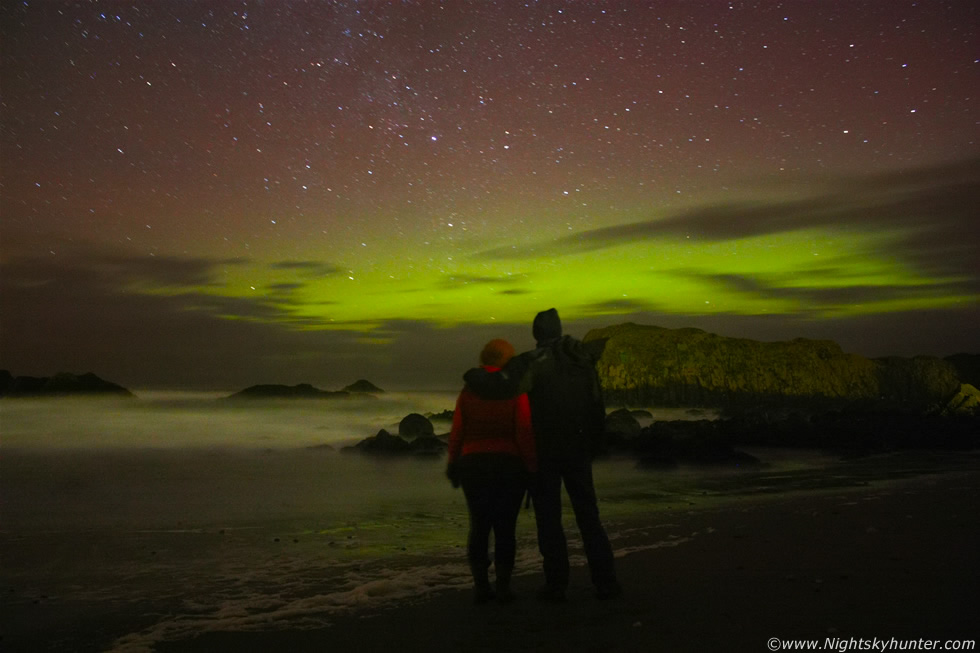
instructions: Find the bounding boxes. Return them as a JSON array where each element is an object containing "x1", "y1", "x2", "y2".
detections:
[
  {"x1": 0, "y1": 371, "x2": 134, "y2": 398},
  {"x1": 343, "y1": 429, "x2": 447, "y2": 457},
  {"x1": 342, "y1": 379, "x2": 384, "y2": 394},
  {"x1": 584, "y1": 323, "x2": 960, "y2": 412},
  {"x1": 946, "y1": 354, "x2": 980, "y2": 388},
  {"x1": 226, "y1": 384, "x2": 349, "y2": 399},
  {"x1": 939, "y1": 384, "x2": 980, "y2": 416}
]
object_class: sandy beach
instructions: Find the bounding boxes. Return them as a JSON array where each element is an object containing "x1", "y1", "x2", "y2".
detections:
[
  {"x1": 3, "y1": 449, "x2": 977, "y2": 653},
  {"x1": 144, "y1": 467, "x2": 979, "y2": 653}
]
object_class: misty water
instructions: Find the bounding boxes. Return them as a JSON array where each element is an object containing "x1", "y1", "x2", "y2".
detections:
[{"x1": 2, "y1": 392, "x2": 970, "y2": 652}]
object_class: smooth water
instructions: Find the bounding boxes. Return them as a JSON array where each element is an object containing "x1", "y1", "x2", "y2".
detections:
[{"x1": 1, "y1": 394, "x2": 970, "y2": 652}]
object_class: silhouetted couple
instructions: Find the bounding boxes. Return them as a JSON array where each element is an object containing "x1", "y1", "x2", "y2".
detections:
[{"x1": 446, "y1": 308, "x2": 621, "y2": 604}]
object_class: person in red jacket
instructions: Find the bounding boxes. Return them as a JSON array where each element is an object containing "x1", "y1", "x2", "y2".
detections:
[{"x1": 447, "y1": 338, "x2": 536, "y2": 604}]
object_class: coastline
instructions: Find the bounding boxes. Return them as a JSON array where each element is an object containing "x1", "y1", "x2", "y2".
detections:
[{"x1": 150, "y1": 468, "x2": 980, "y2": 653}]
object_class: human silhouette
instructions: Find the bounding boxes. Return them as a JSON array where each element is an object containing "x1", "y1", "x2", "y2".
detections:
[
  {"x1": 464, "y1": 309, "x2": 621, "y2": 601},
  {"x1": 447, "y1": 339, "x2": 536, "y2": 603}
]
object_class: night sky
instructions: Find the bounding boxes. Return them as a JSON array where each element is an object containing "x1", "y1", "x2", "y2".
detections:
[{"x1": 2, "y1": 1, "x2": 978, "y2": 391}]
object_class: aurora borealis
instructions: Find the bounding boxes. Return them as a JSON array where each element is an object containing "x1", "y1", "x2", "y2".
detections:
[{"x1": 1, "y1": 1, "x2": 977, "y2": 390}]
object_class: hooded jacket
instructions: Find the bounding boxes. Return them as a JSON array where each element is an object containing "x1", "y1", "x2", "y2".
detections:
[
  {"x1": 449, "y1": 366, "x2": 537, "y2": 472},
  {"x1": 463, "y1": 309, "x2": 607, "y2": 460}
]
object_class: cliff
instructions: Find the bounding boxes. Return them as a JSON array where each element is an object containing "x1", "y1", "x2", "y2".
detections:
[{"x1": 583, "y1": 323, "x2": 960, "y2": 412}]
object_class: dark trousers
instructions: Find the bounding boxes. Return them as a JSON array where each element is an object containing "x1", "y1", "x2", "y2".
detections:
[
  {"x1": 532, "y1": 457, "x2": 616, "y2": 589},
  {"x1": 459, "y1": 453, "x2": 528, "y2": 569}
]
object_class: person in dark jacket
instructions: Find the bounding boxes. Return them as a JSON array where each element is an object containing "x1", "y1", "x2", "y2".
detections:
[
  {"x1": 448, "y1": 338, "x2": 537, "y2": 604},
  {"x1": 463, "y1": 308, "x2": 621, "y2": 601}
]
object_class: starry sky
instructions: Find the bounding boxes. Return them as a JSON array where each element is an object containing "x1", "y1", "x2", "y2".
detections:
[{"x1": 1, "y1": 1, "x2": 978, "y2": 391}]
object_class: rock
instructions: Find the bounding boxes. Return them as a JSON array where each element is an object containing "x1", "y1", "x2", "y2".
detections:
[
  {"x1": 344, "y1": 429, "x2": 447, "y2": 457},
  {"x1": 584, "y1": 323, "x2": 960, "y2": 413},
  {"x1": 226, "y1": 384, "x2": 349, "y2": 399},
  {"x1": 346, "y1": 429, "x2": 413, "y2": 455},
  {"x1": 873, "y1": 356, "x2": 960, "y2": 410},
  {"x1": 626, "y1": 420, "x2": 761, "y2": 467},
  {"x1": 426, "y1": 409, "x2": 455, "y2": 422},
  {"x1": 939, "y1": 384, "x2": 980, "y2": 416},
  {"x1": 342, "y1": 379, "x2": 384, "y2": 394},
  {"x1": 630, "y1": 409, "x2": 654, "y2": 419},
  {"x1": 0, "y1": 371, "x2": 134, "y2": 398},
  {"x1": 945, "y1": 353, "x2": 980, "y2": 388},
  {"x1": 410, "y1": 435, "x2": 448, "y2": 456},
  {"x1": 398, "y1": 413, "x2": 434, "y2": 439},
  {"x1": 0, "y1": 370, "x2": 13, "y2": 394},
  {"x1": 605, "y1": 408, "x2": 642, "y2": 439}
]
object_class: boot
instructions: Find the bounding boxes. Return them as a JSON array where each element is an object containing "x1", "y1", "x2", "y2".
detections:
[
  {"x1": 495, "y1": 564, "x2": 515, "y2": 604},
  {"x1": 470, "y1": 562, "x2": 495, "y2": 604}
]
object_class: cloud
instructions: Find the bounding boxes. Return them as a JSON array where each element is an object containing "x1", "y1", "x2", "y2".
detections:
[
  {"x1": 268, "y1": 261, "x2": 340, "y2": 277},
  {"x1": 688, "y1": 272, "x2": 977, "y2": 309},
  {"x1": 267, "y1": 282, "x2": 306, "y2": 293},
  {"x1": 3, "y1": 250, "x2": 249, "y2": 290},
  {"x1": 440, "y1": 273, "x2": 529, "y2": 289},
  {"x1": 475, "y1": 156, "x2": 980, "y2": 282},
  {"x1": 579, "y1": 298, "x2": 661, "y2": 314}
]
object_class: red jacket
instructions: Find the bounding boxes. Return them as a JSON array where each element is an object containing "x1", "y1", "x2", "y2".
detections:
[{"x1": 448, "y1": 366, "x2": 537, "y2": 472}]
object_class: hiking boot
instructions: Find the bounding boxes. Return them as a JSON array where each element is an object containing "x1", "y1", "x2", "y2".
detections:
[
  {"x1": 496, "y1": 564, "x2": 516, "y2": 604},
  {"x1": 595, "y1": 580, "x2": 623, "y2": 600},
  {"x1": 473, "y1": 584, "x2": 496, "y2": 604},
  {"x1": 535, "y1": 584, "x2": 567, "y2": 602},
  {"x1": 471, "y1": 562, "x2": 496, "y2": 604}
]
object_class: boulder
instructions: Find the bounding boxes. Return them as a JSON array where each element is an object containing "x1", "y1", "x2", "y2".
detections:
[
  {"x1": 343, "y1": 429, "x2": 447, "y2": 457},
  {"x1": 399, "y1": 413, "x2": 435, "y2": 439},
  {"x1": 604, "y1": 408, "x2": 642, "y2": 439},
  {"x1": 621, "y1": 420, "x2": 760, "y2": 468},
  {"x1": 347, "y1": 429, "x2": 413, "y2": 455},
  {"x1": 410, "y1": 435, "x2": 448, "y2": 456}
]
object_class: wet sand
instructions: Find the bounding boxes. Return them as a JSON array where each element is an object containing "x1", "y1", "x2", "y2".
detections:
[{"x1": 154, "y1": 469, "x2": 979, "y2": 653}]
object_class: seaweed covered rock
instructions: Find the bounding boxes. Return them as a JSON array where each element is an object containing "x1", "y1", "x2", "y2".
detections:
[{"x1": 584, "y1": 323, "x2": 959, "y2": 412}]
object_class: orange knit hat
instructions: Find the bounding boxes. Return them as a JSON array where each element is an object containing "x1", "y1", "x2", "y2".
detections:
[{"x1": 480, "y1": 339, "x2": 515, "y2": 367}]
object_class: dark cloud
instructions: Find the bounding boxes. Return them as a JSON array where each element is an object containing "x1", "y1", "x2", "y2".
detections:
[
  {"x1": 267, "y1": 282, "x2": 306, "y2": 293},
  {"x1": 440, "y1": 273, "x2": 530, "y2": 290},
  {"x1": 268, "y1": 261, "x2": 340, "y2": 278},
  {"x1": 2, "y1": 250, "x2": 248, "y2": 290},
  {"x1": 579, "y1": 298, "x2": 660, "y2": 314},
  {"x1": 476, "y1": 157, "x2": 980, "y2": 283},
  {"x1": 688, "y1": 272, "x2": 978, "y2": 308}
]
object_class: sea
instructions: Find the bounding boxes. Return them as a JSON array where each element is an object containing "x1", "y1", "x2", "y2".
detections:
[{"x1": 1, "y1": 391, "x2": 969, "y2": 652}]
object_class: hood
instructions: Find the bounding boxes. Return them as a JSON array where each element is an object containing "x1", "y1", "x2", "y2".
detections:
[{"x1": 532, "y1": 308, "x2": 562, "y2": 345}]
